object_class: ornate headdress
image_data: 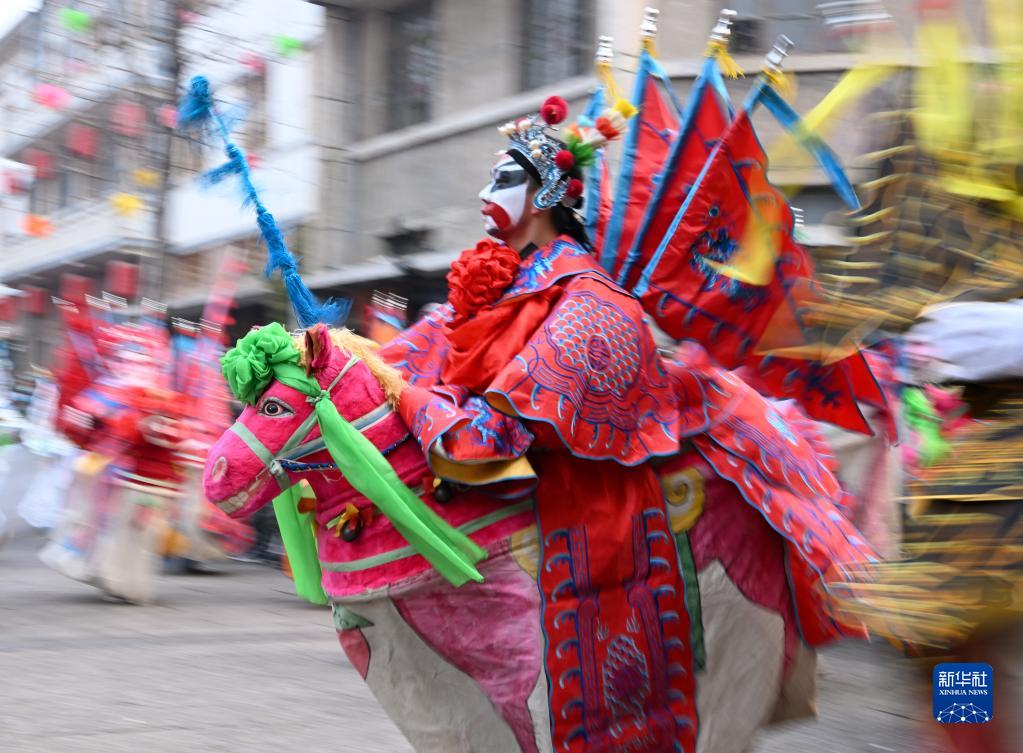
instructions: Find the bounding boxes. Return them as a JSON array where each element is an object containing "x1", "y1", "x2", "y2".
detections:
[{"x1": 496, "y1": 57, "x2": 636, "y2": 210}]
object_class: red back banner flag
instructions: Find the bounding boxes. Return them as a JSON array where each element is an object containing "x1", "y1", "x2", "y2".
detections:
[
  {"x1": 635, "y1": 110, "x2": 883, "y2": 433},
  {"x1": 618, "y1": 54, "x2": 732, "y2": 290},
  {"x1": 598, "y1": 50, "x2": 681, "y2": 278}
]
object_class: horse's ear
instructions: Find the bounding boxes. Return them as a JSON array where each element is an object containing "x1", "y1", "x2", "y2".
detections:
[{"x1": 305, "y1": 323, "x2": 333, "y2": 375}]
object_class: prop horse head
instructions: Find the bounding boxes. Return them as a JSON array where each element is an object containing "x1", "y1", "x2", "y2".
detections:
[
  {"x1": 203, "y1": 322, "x2": 486, "y2": 587},
  {"x1": 203, "y1": 323, "x2": 405, "y2": 517},
  {"x1": 53, "y1": 301, "x2": 186, "y2": 454}
]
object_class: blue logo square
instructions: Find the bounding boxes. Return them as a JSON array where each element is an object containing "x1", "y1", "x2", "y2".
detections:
[{"x1": 933, "y1": 662, "x2": 993, "y2": 723}]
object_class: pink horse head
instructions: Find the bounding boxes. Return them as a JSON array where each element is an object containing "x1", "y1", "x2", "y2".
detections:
[
  {"x1": 202, "y1": 323, "x2": 531, "y2": 598},
  {"x1": 203, "y1": 324, "x2": 414, "y2": 521}
]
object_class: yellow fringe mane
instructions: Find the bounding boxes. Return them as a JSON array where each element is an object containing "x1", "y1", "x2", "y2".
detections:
[{"x1": 293, "y1": 328, "x2": 407, "y2": 407}]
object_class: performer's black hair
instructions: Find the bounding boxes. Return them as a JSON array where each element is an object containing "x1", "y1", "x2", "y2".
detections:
[
  {"x1": 507, "y1": 149, "x2": 592, "y2": 251},
  {"x1": 552, "y1": 204, "x2": 592, "y2": 251}
]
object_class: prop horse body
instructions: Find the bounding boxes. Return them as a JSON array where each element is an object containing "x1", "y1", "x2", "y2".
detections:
[{"x1": 204, "y1": 325, "x2": 850, "y2": 753}]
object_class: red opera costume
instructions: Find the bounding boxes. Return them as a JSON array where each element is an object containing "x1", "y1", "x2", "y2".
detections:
[{"x1": 384, "y1": 234, "x2": 875, "y2": 752}]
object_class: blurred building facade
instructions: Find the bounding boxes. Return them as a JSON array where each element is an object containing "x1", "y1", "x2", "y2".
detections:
[
  {"x1": 0, "y1": 0, "x2": 323, "y2": 369},
  {"x1": 0, "y1": 0, "x2": 994, "y2": 369}
]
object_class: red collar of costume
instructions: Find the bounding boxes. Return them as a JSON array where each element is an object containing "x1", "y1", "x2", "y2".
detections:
[{"x1": 499, "y1": 235, "x2": 604, "y2": 302}]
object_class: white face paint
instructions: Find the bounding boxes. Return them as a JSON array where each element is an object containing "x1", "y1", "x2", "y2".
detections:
[{"x1": 478, "y1": 155, "x2": 530, "y2": 238}]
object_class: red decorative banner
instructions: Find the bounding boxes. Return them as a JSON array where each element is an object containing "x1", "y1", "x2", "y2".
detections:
[
  {"x1": 66, "y1": 123, "x2": 99, "y2": 158},
  {"x1": 112, "y1": 101, "x2": 146, "y2": 137}
]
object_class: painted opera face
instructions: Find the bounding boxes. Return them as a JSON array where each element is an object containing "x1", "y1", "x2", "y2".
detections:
[{"x1": 478, "y1": 154, "x2": 531, "y2": 240}]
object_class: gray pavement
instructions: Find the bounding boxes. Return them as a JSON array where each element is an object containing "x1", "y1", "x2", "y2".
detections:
[{"x1": 1, "y1": 533, "x2": 944, "y2": 753}]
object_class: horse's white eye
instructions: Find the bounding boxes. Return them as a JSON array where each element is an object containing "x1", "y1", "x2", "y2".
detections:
[{"x1": 259, "y1": 397, "x2": 293, "y2": 417}]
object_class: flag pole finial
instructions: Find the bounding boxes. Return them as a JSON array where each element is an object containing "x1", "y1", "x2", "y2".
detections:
[
  {"x1": 760, "y1": 34, "x2": 796, "y2": 99},
  {"x1": 595, "y1": 34, "x2": 614, "y2": 65},
  {"x1": 818, "y1": 1, "x2": 892, "y2": 31},
  {"x1": 641, "y1": 7, "x2": 660, "y2": 38},
  {"x1": 706, "y1": 8, "x2": 743, "y2": 77},
  {"x1": 763, "y1": 34, "x2": 795, "y2": 75},
  {"x1": 640, "y1": 8, "x2": 660, "y2": 54},
  {"x1": 710, "y1": 8, "x2": 737, "y2": 44}
]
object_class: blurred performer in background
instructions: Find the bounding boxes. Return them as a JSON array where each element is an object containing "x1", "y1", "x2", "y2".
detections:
[
  {"x1": 364, "y1": 292, "x2": 408, "y2": 347},
  {"x1": 829, "y1": 302, "x2": 1023, "y2": 753},
  {"x1": 905, "y1": 302, "x2": 1022, "y2": 753},
  {"x1": 17, "y1": 367, "x2": 78, "y2": 533},
  {"x1": 40, "y1": 300, "x2": 190, "y2": 604}
]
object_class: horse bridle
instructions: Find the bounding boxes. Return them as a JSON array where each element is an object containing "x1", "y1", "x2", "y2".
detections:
[{"x1": 227, "y1": 354, "x2": 396, "y2": 492}]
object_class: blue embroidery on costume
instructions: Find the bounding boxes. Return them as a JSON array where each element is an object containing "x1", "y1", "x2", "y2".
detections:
[
  {"x1": 687, "y1": 213, "x2": 769, "y2": 312},
  {"x1": 503, "y1": 239, "x2": 593, "y2": 299},
  {"x1": 767, "y1": 408, "x2": 799, "y2": 446},
  {"x1": 494, "y1": 287, "x2": 679, "y2": 463},
  {"x1": 547, "y1": 294, "x2": 642, "y2": 396},
  {"x1": 443, "y1": 397, "x2": 533, "y2": 458},
  {"x1": 385, "y1": 304, "x2": 453, "y2": 385}
]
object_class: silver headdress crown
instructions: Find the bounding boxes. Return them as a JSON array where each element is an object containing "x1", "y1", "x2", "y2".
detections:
[
  {"x1": 496, "y1": 43, "x2": 635, "y2": 210},
  {"x1": 500, "y1": 112, "x2": 572, "y2": 209}
]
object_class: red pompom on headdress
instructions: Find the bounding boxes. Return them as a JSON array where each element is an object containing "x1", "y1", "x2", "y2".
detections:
[
  {"x1": 554, "y1": 149, "x2": 575, "y2": 171},
  {"x1": 594, "y1": 116, "x2": 619, "y2": 140},
  {"x1": 565, "y1": 178, "x2": 584, "y2": 199},
  {"x1": 540, "y1": 96, "x2": 568, "y2": 125}
]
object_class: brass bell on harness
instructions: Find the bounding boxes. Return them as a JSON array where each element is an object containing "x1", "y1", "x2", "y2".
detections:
[
  {"x1": 340, "y1": 514, "x2": 363, "y2": 542},
  {"x1": 433, "y1": 480, "x2": 454, "y2": 504}
]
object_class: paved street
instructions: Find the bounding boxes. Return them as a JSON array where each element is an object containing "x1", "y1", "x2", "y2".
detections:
[{"x1": 1, "y1": 533, "x2": 945, "y2": 753}]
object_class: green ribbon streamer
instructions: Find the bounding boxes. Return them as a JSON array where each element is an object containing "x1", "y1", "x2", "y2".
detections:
[
  {"x1": 223, "y1": 323, "x2": 485, "y2": 587},
  {"x1": 272, "y1": 485, "x2": 328, "y2": 605}
]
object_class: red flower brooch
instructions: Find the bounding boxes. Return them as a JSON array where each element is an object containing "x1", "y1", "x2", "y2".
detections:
[{"x1": 446, "y1": 239, "x2": 520, "y2": 324}]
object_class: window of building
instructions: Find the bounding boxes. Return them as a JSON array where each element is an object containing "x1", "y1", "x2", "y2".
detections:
[
  {"x1": 170, "y1": 132, "x2": 204, "y2": 179},
  {"x1": 383, "y1": 227, "x2": 432, "y2": 257},
  {"x1": 241, "y1": 72, "x2": 268, "y2": 153},
  {"x1": 730, "y1": 1, "x2": 844, "y2": 55},
  {"x1": 386, "y1": 0, "x2": 438, "y2": 131},
  {"x1": 520, "y1": 0, "x2": 594, "y2": 91},
  {"x1": 29, "y1": 170, "x2": 63, "y2": 215}
]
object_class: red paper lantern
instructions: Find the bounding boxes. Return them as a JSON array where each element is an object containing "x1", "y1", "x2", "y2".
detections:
[
  {"x1": 22, "y1": 287, "x2": 48, "y2": 316},
  {"x1": 23, "y1": 149, "x2": 54, "y2": 180},
  {"x1": 112, "y1": 101, "x2": 146, "y2": 137},
  {"x1": 33, "y1": 83, "x2": 70, "y2": 110},
  {"x1": 66, "y1": 123, "x2": 98, "y2": 158},
  {"x1": 60, "y1": 274, "x2": 92, "y2": 304},
  {"x1": 157, "y1": 104, "x2": 178, "y2": 129},
  {"x1": 0, "y1": 297, "x2": 17, "y2": 322},
  {"x1": 22, "y1": 215, "x2": 54, "y2": 237},
  {"x1": 241, "y1": 51, "x2": 266, "y2": 74},
  {"x1": 105, "y1": 261, "x2": 139, "y2": 300}
]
